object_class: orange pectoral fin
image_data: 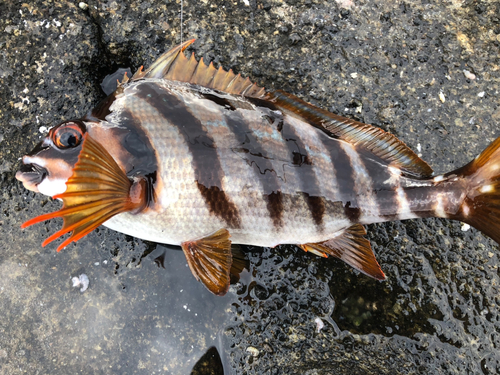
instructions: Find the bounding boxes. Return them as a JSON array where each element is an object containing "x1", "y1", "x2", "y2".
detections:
[
  {"x1": 301, "y1": 224, "x2": 386, "y2": 281},
  {"x1": 22, "y1": 134, "x2": 145, "y2": 251},
  {"x1": 181, "y1": 229, "x2": 233, "y2": 296}
]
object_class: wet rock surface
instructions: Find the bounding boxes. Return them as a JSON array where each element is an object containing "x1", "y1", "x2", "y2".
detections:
[{"x1": 1, "y1": 0, "x2": 499, "y2": 374}]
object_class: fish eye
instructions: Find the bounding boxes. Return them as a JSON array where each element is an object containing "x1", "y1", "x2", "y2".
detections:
[{"x1": 51, "y1": 122, "x2": 85, "y2": 149}]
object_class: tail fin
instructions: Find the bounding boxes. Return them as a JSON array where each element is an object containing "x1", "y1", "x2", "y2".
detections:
[{"x1": 452, "y1": 137, "x2": 500, "y2": 244}]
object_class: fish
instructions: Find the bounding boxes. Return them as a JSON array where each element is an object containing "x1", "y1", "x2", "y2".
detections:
[{"x1": 16, "y1": 40, "x2": 500, "y2": 296}]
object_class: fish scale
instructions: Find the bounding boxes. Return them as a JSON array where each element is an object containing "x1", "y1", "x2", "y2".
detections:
[{"x1": 16, "y1": 40, "x2": 500, "y2": 296}]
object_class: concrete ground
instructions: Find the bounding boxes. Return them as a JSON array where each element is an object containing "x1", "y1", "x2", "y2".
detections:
[{"x1": 1, "y1": 0, "x2": 499, "y2": 374}]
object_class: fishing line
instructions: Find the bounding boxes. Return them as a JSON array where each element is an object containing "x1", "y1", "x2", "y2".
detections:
[{"x1": 180, "y1": 0, "x2": 183, "y2": 45}]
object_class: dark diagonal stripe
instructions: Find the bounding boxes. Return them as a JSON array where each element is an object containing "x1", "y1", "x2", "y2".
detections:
[
  {"x1": 221, "y1": 109, "x2": 284, "y2": 229},
  {"x1": 120, "y1": 109, "x2": 158, "y2": 177},
  {"x1": 305, "y1": 194, "x2": 325, "y2": 227},
  {"x1": 281, "y1": 121, "x2": 325, "y2": 229},
  {"x1": 322, "y1": 138, "x2": 360, "y2": 222},
  {"x1": 136, "y1": 83, "x2": 241, "y2": 229},
  {"x1": 120, "y1": 109, "x2": 159, "y2": 207},
  {"x1": 196, "y1": 183, "x2": 241, "y2": 227},
  {"x1": 266, "y1": 191, "x2": 284, "y2": 228}
]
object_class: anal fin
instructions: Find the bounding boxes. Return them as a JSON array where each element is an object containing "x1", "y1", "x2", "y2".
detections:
[
  {"x1": 181, "y1": 229, "x2": 233, "y2": 296},
  {"x1": 299, "y1": 244, "x2": 328, "y2": 258},
  {"x1": 300, "y1": 224, "x2": 385, "y2": 280}
]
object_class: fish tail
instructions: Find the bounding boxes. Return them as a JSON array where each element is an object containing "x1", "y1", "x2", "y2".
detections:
[{"x1": 450, "y1": 137, "x2": 500, "y2": 243}]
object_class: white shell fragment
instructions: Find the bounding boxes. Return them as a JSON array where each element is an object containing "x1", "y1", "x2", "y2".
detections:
[
  {"x1": 315, "y1": 317, "x2": 324, "y2": 333},
  {"x1": 439, "y1": 91, "x2": 446, "y2": 103},
  {"x1": 463, "y1": 69, "x2": 476, "y2": 80},
  {"x1": 72, "y1": 274, "x2": 89, "y2": 292},
  {"x1": 246, "y1": 346, "x2": 260, "y2": 357},
  {"x1": 336, "y1": 0, "x2": 355, "y2": 10}
]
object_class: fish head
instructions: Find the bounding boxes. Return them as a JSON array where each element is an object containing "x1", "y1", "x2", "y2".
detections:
[{"x1": 16, "y1": 120, "x2": 86, "y2": 196}]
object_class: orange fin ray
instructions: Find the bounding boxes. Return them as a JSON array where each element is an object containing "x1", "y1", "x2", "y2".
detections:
[
  {"x1": 22, "y1": 199, "x2": 118, "y2": 230},
  {"x1": 22, "y1": 134, "x2": 142, "y2": 251},
  {"x1": 181, "y1": 229, "x2": 233, "y2": 296},
  {"x1": 300, "y1": 224, "x2": 386, "y2": 280},
  {"x1": 132, "y1": 39, "x2": 195, "y2": 81},
  {"x1": 42, "y1": 203, "x2": 124, "y2": 250},
  {"x1": 132, "y1": 39, "x2": 266, "y2": 98}
]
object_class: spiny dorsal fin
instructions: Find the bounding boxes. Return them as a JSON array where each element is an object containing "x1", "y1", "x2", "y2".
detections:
[
  {"x1": 132, "y1": 39, "x2": 266, "y2": 98},
  {"x1": 134, "y1": 42, "x2": 429, "y2": 177},
  {"x1": 268, "y1": 90, "x2": 433, "y2": 178},
  {"x1": 131, "y1": 39, "x2": 194, "y2": 81},
  {"x1": 300, "y1": 224, "x2": 386, "y2": 280}
]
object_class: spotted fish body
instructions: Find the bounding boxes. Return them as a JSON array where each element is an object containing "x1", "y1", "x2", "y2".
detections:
[{"x1": 16, "y1": 41, "x2": 500, "y2": 295}]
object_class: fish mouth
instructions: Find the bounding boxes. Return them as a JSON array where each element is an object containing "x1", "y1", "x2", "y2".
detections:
[{"x1": 16, "y1": 163, "x2": 48, "y2": 192}]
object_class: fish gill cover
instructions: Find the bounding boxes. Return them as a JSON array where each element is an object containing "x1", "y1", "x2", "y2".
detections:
[{"x1": 1, "y1": 0, "x2": 500, "y2": 374}]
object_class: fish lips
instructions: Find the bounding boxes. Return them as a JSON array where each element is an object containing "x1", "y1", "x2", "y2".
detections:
[{"x1": 16, "y1": 163, "x2": 48, "y2": 193}]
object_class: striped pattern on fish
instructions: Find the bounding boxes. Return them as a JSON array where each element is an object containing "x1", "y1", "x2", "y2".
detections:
[
  {"x1": 16, "y1": 40, "x2": 500, "y2": 296},
  {"x1": 99, "y1": 78, "x2": 443, "y2": 247}
]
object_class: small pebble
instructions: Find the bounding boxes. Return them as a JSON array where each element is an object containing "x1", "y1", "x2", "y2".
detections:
[
  {"x1": 336, "y1": 0, "x2": 354, "y2": 9},
  {"x1": 461, "y1": 223, "x2": 470, "y2": 232},
  {"x1": 79, "y1": 2, "x2": 88, "y2": 10},
  {"x1": 315, "y1": 317, "x2": 324, "y2": 333},
  {"x1": 439, "y1": 91, "x2": 445, "y2": 103},
  {"x1": 478, "y1": 91, "x2": 485, "y2": 98},
  {"x1": 72, "y1": 274, "x2": 89, "y2": 292},
  {"x1": 463, "y1": 69, "x2": 476, "y2": 80},
  {"x1": 246, "y1": 346, "x2": 259, "y2": 357}
]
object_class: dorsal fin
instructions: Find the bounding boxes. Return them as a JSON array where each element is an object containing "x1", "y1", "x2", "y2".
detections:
[
  {"x1": 134, "y1": 41, "x2": 432, "y2": 177},
  {"x1": 266, "y1": 90, "x2": 434, "y2": 178},
  {"x1": 131, "y1": 39, "x2": 266, "y2": 98}
]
